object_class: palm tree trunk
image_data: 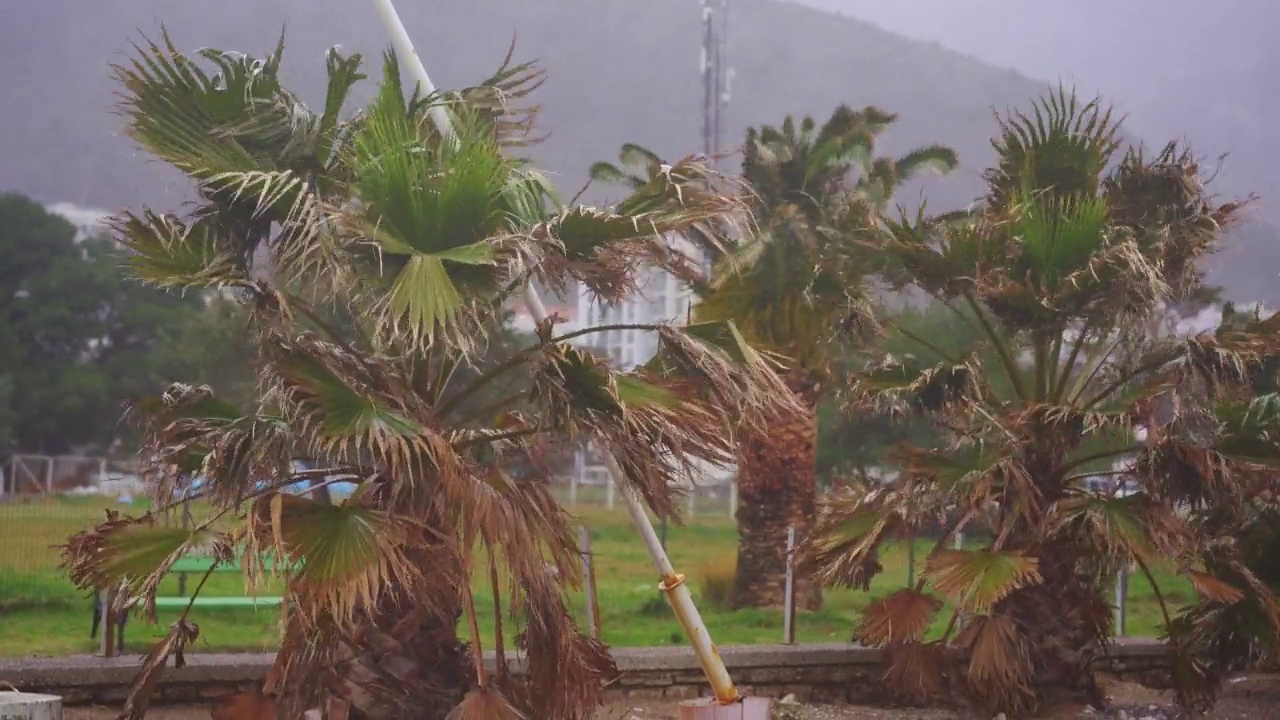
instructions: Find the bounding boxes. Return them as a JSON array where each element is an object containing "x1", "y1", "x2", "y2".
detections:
[
  {"x1": 992, "y1": 540, "x2": 1110, "y2": 713},
  {"x1": 267, "y1": 529, "x2": 474, "y2": 719},
  {"x1": 732, "y1": 370, "x2": 823, "y2": 611}
]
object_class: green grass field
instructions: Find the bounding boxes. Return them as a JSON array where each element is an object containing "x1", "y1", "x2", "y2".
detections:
[{"x1": 0, "y1": 495, "x2": 1190, "y2": 657}]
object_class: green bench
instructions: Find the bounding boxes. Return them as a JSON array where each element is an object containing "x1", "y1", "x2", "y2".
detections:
[
  {"x1": 95, "y1": 553, "x2": 298, "y2": 654},
  {"x1": 153, "y1": 555, "x2": 291, "y2": 609}
]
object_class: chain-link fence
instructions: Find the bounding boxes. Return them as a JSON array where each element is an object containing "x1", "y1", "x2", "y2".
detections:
[
  {"x1": 1, "y1": 474, "x2": 1153, "y2": 657},
  {"x1": 553, "y1": 477, "x2": 737, "y2": 518}
]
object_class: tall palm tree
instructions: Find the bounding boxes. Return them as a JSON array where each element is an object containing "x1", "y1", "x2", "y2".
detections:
[
  {"x1": 812, "y1": 89, "x2": 1280, "y2": 714},
  {"x1": 694, "y1": 106, "x2": 957, "y2": 610},
  {"x1": 61, "y1": 33, "x2": 793, "y2": 720}
]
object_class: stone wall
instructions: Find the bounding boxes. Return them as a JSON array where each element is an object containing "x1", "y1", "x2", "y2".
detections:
[{"x1": 0, "y1": 640, "x2": 1171, "y2": 708}]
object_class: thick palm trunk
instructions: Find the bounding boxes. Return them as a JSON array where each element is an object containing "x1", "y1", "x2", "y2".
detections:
[
  {"x1": 989, "y1": 540, "x2": 1110, "y2": 714},
  {"x1": 266, "y1": 526, "x2": 474, "y2": 720},
  {"x1": 732, "y1": 371, "x2": 822, "y2": 611}
]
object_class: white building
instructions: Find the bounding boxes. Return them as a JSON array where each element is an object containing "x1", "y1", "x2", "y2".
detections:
[{"x1": 565, "y1": 235, "x2": 735, "y2": 496}]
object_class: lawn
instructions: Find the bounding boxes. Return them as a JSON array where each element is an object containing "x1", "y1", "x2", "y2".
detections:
[{"x1": 0, "y1": 495, "x2": 1190, "y2": 657}]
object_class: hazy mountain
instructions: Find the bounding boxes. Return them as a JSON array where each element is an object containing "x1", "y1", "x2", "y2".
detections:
[{"x1": 1, "y1": 0, "x2": 1276, "y2": 302}]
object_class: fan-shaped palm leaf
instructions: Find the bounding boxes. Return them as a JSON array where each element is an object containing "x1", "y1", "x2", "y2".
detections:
[{"x1": 926, "y1": 549, "x2": 1041, "y2": 614}]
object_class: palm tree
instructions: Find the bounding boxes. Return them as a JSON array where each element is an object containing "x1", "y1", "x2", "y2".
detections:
[
  {"x1": 61, "y1": 33, "x2": 793, "y2": 720},
  {"x1": 812, "y1": 89, "x2": 1280, "y2": 714},
  {"x1": 694, "y1": 106, "x2": 956, "y2": 610}
]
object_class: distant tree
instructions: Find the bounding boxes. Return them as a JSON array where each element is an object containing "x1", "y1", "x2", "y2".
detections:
[
  {"x1": 694, "y1": 107, "x2": 957, "y2": 610},
  {"x1": 0, "y1": 193, "x2": 258, "y2": 457}
]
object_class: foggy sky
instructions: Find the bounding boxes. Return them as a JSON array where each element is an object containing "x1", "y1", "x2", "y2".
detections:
[{"x1": 798, "y1": 0, "x2": 1276, "y2": 199}]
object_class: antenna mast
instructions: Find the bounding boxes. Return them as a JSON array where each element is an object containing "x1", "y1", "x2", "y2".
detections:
[{"x1": 700, "y1": 0, "x2": 732, "y2": 169}]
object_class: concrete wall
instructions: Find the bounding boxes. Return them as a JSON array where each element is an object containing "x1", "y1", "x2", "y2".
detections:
[{"x1": 0, "y1": 640, "x2": 1171, "y2": 707}]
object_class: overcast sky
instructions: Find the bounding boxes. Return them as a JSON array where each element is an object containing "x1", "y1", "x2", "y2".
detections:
[{"x1": 794, "y1": 0, "x2": 1272, "y2": 194}]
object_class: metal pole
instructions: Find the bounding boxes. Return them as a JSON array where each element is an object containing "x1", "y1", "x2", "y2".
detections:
[
  {"x1": 906, "y1": 537, "x2": 915, "y2": 588},
  {"x1": 728, "y1": 478, "x2": 737, "y2": 519},
  {"x1": 44, "y1": 456, "x2": 53, "y2": 494},
  {"x1": 579, "y1": 526, "x2": 601, "y2": 640},
  {"x1": 1114, "y1": 566, "x2": 1129, "y2": 637},
  {"x1": 368, "y1": 3, "x2": 740, "y2": 702},
  {"x1": 783, "y1": 525, "x2": 796, "y2": 644},
  {"x1": 605, "y1": 472, "x2": 616, "y2": 509}
]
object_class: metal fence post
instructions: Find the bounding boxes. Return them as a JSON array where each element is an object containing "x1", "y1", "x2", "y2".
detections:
[
  {"x1": 579, "y1": 526, "x2": 601, "y2": 639},
  {"x1": 1115, "y1": 566, "x2": 1129, "y2": 636},
  {"x1": 783, "y1": 525, "x2": 797, "y2": 644},
  {"x1": 906, "y1": 537, "x2": 916, "y2": 588}
]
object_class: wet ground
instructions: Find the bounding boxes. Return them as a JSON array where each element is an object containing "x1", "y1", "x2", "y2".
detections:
[{"x1": 61, "y1": 674, "x2": 1280, "y2": 719}]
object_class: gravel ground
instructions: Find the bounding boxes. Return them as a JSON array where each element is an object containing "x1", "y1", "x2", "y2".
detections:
[{"x1": 61, "y1": 675, "x2": 1280, "y2": 719}]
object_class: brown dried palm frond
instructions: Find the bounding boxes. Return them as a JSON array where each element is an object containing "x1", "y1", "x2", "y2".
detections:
[
  {"x1": 955, "y1": 613, "x2": 1036, "y2": 714},
  {"x1": 526, "y1": 157, "x2": 749, "y2": 304},
  {"x1": 447, "y1": 687, "x2": 525, "y2": 720},
  {"x1": 881, "y1": 641, "x2": 964, "y2": 707},
  {"x1": 510, "y1": 562, "x2": 618, "y2": 720},
  {"x1": 811, "y1": 483, "x2": 914, "y2": 589},
  {"x1": 114, "y1": 619, "x2": 200, "y2": 720},
  {"x1": 1045, "y1": 491, "x2": 1183, "y2": 568},
  {"x1": 857, "y1": 589, "x2": 943, "y2": 646},
  {"x1": 131, "y1": 383, "x2": 296, "y2": 507},
  {"x1": 850, "y1": 354, "x2": 984, "y2": 414}
]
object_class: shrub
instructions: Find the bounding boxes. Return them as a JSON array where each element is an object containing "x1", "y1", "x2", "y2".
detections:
[{"x1": 699, "y1": 557, "x2": 737, "y2": 611}]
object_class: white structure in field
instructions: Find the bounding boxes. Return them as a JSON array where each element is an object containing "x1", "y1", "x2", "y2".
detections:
[{"x1": 565, "y1": 235, "x2": 735, "y2": 512}]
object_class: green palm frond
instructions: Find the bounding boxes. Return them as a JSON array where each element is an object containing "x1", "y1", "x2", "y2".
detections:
[
  {"x1": 61, "y1": 512, "x2": 232, "y2": 624},
  {"x1": 588, "y1": 142, "x2": 662, "y2": 191},
  {"x1": 267, "y1": 338, "x2": 422, "y2": 450},
  {"x1": 110, "y1": 211, "x2": 248, "y2": 290},
  {"x1": 252, "y1": 493, "x2": 417, "y2": 626},
  {"x1": 853, "y1": 355, "x2": 983, "y2": 413},
  {"x1": 926, "y1": 549, "x2": 1041, "y2": 614},
  {"x1": 893, "y1": 144, "x2": 961, "y2": 182},
  {"x1": 987, "y1": 86, "x2": 1121, "y2": 206},
  {"x1": 534, "y1": 157, "x2": 746, "y2": 302},
  {"x1": 343, "y1": 69, "x2": 512, "y2": 344},
  {"x1": 1048, "y1": 492, "x2": 1165, "y2": 565}
]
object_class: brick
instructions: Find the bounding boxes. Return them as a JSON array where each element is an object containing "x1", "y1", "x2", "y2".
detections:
[
  {"x1": 619, "y1": 671, "x2": 671, "y2": 687},
  {"x1": 198, "y1": 682, "x2": 244, "y2": 699},
  {"x1": 163, "y1": 683, "x2": 200, "y2": 702},
  {"x1": 782, "y1": 684, "x2": 812, "y2": 702},
  {"x1": 624, "y1": 687, "x2": 667, "y2": 701},
  {"x1": 665, "y1": 684, "x2": 701, "y2": 699}
]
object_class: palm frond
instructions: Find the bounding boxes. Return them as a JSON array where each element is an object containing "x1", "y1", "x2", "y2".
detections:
[
  {"x1": 955, "y1": 614, "x2": 1036, "y2": 713},
  {"x1": 115, "y1": 619, "x2": 201, "y2": 720},
  {"x1": 926, "y1": 549, "x2": 1041, "y2": 614},
  {"x1": 110, "y1": 211, "x2": 248, "y2": 290},
  {"x1": 61, "y1": 511, "x2": 231, "y2": 621},
  {"x1": 250, "y1": 493, "x2": 419, "y2": 627},
  {"x1": 857, "y1": 589, "x2": 942, "y2": 646},
  {"x1": 987, "y1": 86, "x2": 1121, "y2": 206}
]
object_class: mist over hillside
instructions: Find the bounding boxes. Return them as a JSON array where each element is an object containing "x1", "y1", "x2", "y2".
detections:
[{"x1": 2, "y1": 0, "x2": 1275, "y2": 303}]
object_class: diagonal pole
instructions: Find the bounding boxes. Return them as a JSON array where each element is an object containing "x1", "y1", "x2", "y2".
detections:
[{"x1": 368, "y1": 0, "x2": 740, "y2": 704}]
